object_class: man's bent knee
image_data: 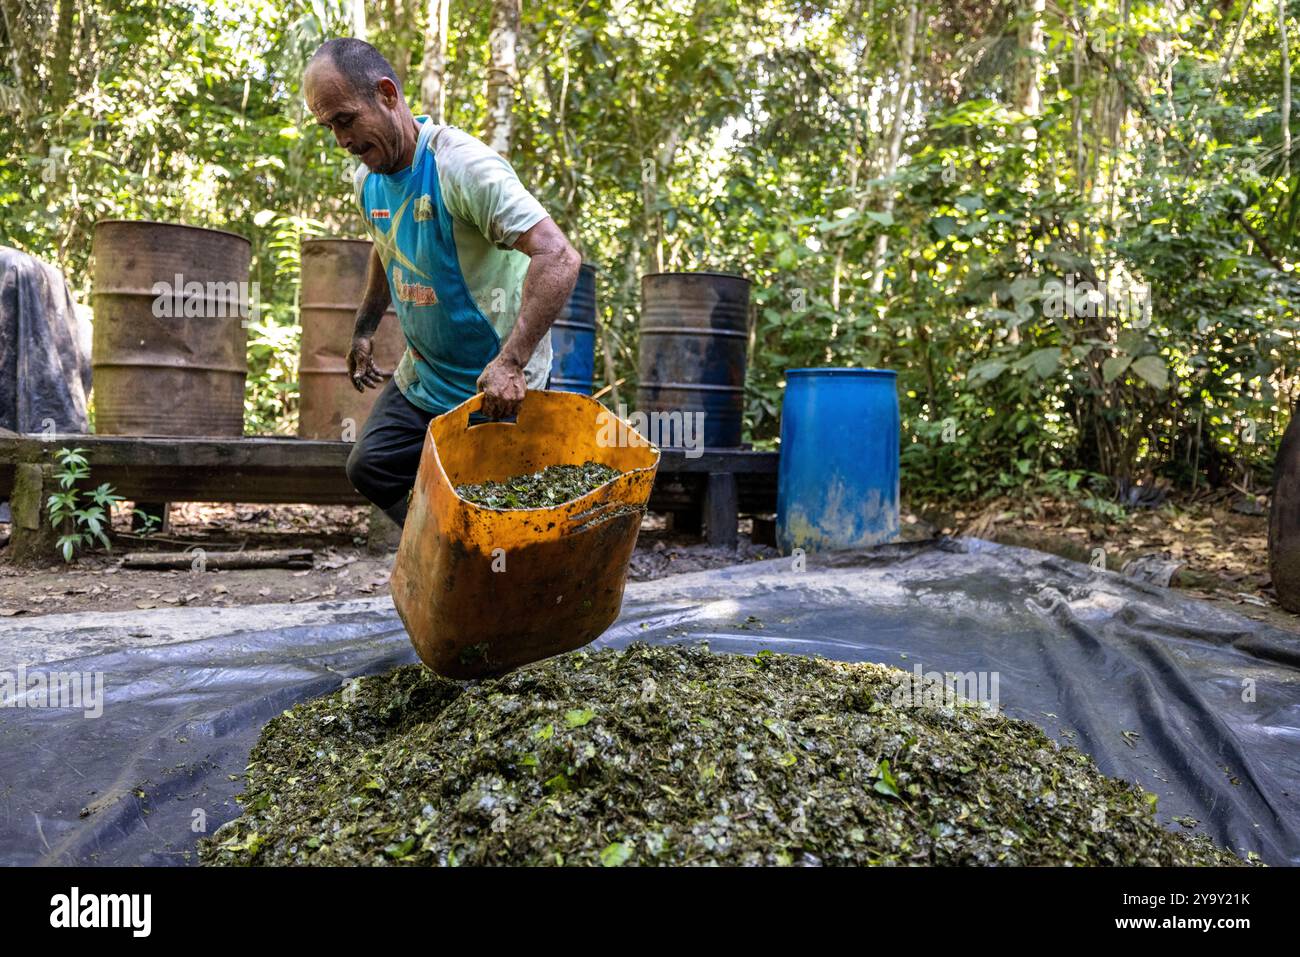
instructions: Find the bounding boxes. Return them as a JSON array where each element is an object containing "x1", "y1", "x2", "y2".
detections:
[{"x1": 346, "y1": 440, "x2": 390, "y2": 508}]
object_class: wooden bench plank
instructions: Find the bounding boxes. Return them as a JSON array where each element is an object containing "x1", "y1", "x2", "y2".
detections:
[
  {"x1": 1, "y1": 435, "x2": 776, "y2": 473},
  {"x1": 0, "y1": 434, "x2": 353, "y2": 470},
  {"x1": 656, "y1": 449, "x2": 778, "y2": 474},
  {"x1": 0, "y1": 437, "x2": 779, "y2": 517}
]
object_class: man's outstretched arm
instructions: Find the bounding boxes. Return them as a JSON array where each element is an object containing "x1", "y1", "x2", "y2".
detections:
[
  {"x1": 347, "y1": 246, "x2": 394, "y2": 392},
  {"x1": 476, "y1": 217, "x2": 581, "y2": 418}
]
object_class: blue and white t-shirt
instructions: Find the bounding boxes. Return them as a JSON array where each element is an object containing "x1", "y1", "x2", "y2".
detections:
[{"x1": 354, "y1": 117, "x2": 552, "y2": 414}]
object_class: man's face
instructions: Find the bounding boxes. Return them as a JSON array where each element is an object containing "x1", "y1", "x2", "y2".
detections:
[{"x1": 305, "y1": 63, "x2": 406, "y2": 174}]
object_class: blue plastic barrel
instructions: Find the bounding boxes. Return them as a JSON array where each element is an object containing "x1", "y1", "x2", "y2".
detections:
[
  {"x1": 776, "y1": 368, "x2": 899, "y2": 553},
  {"x1": 548, "y1": 262, "x2": 597, "y2": 394}
]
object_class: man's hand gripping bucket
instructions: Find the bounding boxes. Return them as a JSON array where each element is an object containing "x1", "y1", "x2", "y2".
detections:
[{"x1": 391, "y1": 389, "x2": 660, "y2": 678}]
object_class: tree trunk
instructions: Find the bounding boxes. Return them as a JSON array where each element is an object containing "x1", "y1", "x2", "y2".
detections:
[
  {"x1": 485, "y1": 0, "x2": 521, "y2": 156},
  {"x1": 0, "y1": 0, "x2": 42, "y2": 128},
  {"x1": 1014, "y1": 0, "x2": 1045, "y2": 115},
  {"x1": 641, "y1": 164, "x2": 663, "y2": 274},
  {"x1": 833, "y1": 4, "x2": 875, "y2": 313},
  {"x1": 421, "y1": 0, "x2": 450, "y2": 122},
  {"x1": 50, "y1": 0, "x2": 76, "y2": 116},
  {"x1": 1072, "y1": 17, "x2": 1085, "y2": 186},
  {"x1": 1282, "y1": 0, "x2": 1292, "y2": 179},
  {"x1": 870, "y1": 0, "x2": 919, "y2": 295},
  {"x1": 389, "y1": 0, "x2": 421, "y2": 89},
  {"x1": 351, "y1": 0, "x2": 367, "y2": 39}
]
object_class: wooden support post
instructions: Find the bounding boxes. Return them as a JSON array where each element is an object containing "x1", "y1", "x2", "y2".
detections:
[
  {"x1": 705, "y1": 471, "x2": 738, "y2": 549},
  {"x1": 367, "y1": 502, "x2": 403, "y2": 553},
  {"x1": 10, "y1": 463, "x2": 59, "y2": 565}
]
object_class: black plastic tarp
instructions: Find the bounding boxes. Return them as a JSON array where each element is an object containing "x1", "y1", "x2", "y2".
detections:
[
  {"x1": 0, "y1": 245, "x2": 90, "y2": 434},
  {"x1": 1, "y1": 538, "x2": 1297, "y2": 866}
]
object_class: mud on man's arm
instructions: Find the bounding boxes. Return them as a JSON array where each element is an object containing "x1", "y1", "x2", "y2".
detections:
[
  {"x1": 347, "y1": 246, "x2": 395, "y2": 392},
  {"x1": 475, "y1": 217, "x2": 581, "y2": 419}
]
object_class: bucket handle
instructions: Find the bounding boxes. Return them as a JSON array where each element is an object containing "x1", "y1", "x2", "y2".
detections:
[
  {"x1": 448, "y1": 392, "x2": 509, "y2": 432},
  {"x1": 455, "y1": 392, "x2": 486, "y2": 428},
  {"x1": 447, "y1": 390, "x2": 546, "y2": 432}
]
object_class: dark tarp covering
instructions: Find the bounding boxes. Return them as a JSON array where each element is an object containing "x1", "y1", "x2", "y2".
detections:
[
  {"x1": 1, "y1": 539, "x2": 1297, "y2": 866},
  {"x1": 0, "y1": 245, "x2": 90, "y2": 434}
]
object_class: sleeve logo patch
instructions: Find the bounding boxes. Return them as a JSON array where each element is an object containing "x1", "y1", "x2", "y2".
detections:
[{"x1": 371, "y1": 208, "x2": 390, "y2": 219}]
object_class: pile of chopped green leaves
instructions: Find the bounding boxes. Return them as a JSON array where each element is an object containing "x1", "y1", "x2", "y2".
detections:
[
  {"x1": 454, "y1": 461, "x2": 621, "y2": 509},
  {"x1": 200, "y1": 644, "x2": 1242, "y2": 867}
]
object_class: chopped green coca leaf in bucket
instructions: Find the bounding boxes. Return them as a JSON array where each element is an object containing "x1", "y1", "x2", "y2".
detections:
[
  {"x1": 455, "y1": 461, "x2": 621, "y2": 509},
  {"x1": 200, "y1": 645, "x2": 1244, "y2": 867}
]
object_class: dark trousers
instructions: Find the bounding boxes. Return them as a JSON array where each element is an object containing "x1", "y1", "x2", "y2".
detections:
[{"x1": 346, "y1": 379, "x2": 435, "y2": 528}]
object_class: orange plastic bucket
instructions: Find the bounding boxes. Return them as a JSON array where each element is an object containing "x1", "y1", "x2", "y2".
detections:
[{"x1": 391, "y1": 389, "x2": 659, "y2": 678}]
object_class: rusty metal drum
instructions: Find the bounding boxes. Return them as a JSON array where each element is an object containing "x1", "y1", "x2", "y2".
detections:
[
  {"x1": 297, "y1": 238, "x2": 405, "y2": 440},
  {"x1": 636, "y1": 271, "x2": 750, "y2": 449},
  {"x1": 91, "y1": 220, "x2": 251, "y2": 436}
]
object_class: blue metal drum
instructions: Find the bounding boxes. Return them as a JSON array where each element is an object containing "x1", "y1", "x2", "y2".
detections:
[
  {"x1": 636, "y1": 272, "x2": 750, "y2": 448},
  {"x1": 548, "y1": 262, "x2": 597, "y2": 394},
  {"x1": 776, "y1": 368, "x2": 900, "y2": 553}
]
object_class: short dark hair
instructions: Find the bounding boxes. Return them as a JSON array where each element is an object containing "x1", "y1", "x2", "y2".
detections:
[{"x1": 309, "y1": 38, "x2": 399, "y2": 97}]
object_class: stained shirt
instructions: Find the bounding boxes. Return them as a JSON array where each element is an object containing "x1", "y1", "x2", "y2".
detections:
[{"x1": 353, "y1": 117, "x2": 551, "y2": 414}]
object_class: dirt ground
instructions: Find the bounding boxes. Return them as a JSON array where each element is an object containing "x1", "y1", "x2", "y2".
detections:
[
  {"x1": 912, "y1": 489, "x2": 1293, "y2": 633},
  {"x1": 0, "y1": 504, "x2": 783, "y2": 618},
  {"x1": 0, "y1": 492, "x2": 1292, "y2": 635}
]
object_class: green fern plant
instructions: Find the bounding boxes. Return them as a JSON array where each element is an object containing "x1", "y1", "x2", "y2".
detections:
[{"x1": 45, "y1": 447, "x2": 124, "y2": 563}]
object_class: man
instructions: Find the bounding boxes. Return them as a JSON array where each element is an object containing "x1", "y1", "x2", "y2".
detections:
[{"x1": 304, "y1": 38, "x2": 581, "y2": 527}]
